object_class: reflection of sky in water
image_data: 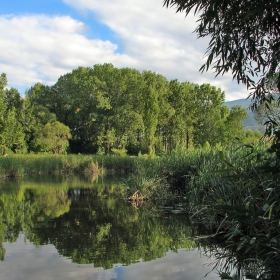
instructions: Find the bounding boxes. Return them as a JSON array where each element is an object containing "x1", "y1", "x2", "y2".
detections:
[{"x1": 0, "y1": 234, "x2": 219, "y2": 280}]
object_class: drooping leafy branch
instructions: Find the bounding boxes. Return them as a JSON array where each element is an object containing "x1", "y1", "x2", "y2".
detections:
[{"x1": 163, "y1": 0, "x2": 280, "y2": 107}]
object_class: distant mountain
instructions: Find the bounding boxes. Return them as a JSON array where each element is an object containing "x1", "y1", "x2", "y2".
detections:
[{"x1": 224, "y1": 98, "x2": 263, "y2": 131}]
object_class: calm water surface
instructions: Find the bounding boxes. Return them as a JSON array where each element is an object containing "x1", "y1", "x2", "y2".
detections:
[{"x1": 0, "y1": 175, "x2": 219, "y2": 280}]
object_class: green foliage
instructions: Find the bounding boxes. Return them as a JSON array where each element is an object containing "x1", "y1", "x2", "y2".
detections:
[
  {"x1": 111, "y1": 148, "x2": 127, "y2": 156},
  {"x1": 0, "y1": 108, "x2": 26, "y2": 154},
  {"x1": 21, "y1": 64, "x2": 249, "y2": 155},
  {"x1": 0, "y1": 154, "x2": 101, "y2": 176},
  {"x1": 222, "y1": 106, "x2": 249, "y2": 144},
  {"x1": 243, "y1": 130, "x2": 263, "y2": 144},
  {"x1": 193, "y1": 84, "x2": 227, "y2": 147},
  {"x1": 31, "y1": 121, "x2": 71, "y2": 154},
  {"x1": 184, "y1": 143, "x2": 280, "y2": 278},
  {"x1": 0, "y1": 67, "x2": 252, "y2": 156},
  {"x1": 0, "y1": 75, "x2": 27, "y2": 154}
]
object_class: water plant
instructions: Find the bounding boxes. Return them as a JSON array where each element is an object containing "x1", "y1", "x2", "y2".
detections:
[{"x1": 184, "y1": 142, "x2": 280, "y2": 279}]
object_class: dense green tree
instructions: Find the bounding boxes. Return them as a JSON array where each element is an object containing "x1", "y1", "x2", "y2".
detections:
[
  {"x1": 5, "y1": 87, "x2": 23, "y2": 114},
  {"x1": 1, "y1": 109, "x2": 26, "y2": 153},
  {"x1": 0, "y1": 74, "x2": 7, "y2": 154},
  {"x1": 46, "y1": 65, "x2": 146, "y2": 154},
  {"x1": 31, "y1": 121, "x2": 71, "y2": 154},
  {"x1": 90, "y1": 64, "x2": 145, "y2": 155},
  {"x1": 167, "y1": 80, "x2": 197, "y2": 150},
  {"x1": 25, "y1": 83, "x2": 61, "y2": 153},
  {"x1": 193, "y1": 84, "x2": 227, "y2": 147},
  {"x1": 0, "y1": 68, "x2": 254, "y2": 156},
  {"x1": 113, "y1": 68, "x2": 145, "y2": 155},
  {"x1": 223, "y1": 105, "x2": 248, "y2": 144},
  {"x1": 0, "y1": 74, "x2": 7, "y2": 107},
  {"x1": 140, "y1": 71, "x2": 170, "y2": 155},
  {"x1": 28, "y1": 68, "x2": 105, "y2": 153},
  {"x1": 23, "y1": 65, "x2": 250, "y2": 154},
  {"x1": 0, "y1": 74, "x2": 26, "y2": 154}
]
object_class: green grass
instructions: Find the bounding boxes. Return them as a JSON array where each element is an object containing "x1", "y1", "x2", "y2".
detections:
[
  {"x1": 0, "y1": 154, "x2": 100, "y2": 177},
  {"x1": 0, "y1": 154, "x2": 157, "y2": 178}
]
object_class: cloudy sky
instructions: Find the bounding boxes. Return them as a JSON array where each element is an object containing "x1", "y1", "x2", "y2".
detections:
[{"x1": 1, "y1": 0, "x2": 249, "y2": 101}]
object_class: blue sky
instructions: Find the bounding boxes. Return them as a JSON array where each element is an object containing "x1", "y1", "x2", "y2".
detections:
[
  {"x1": 0, "y1": 0, "x2": 249, "y2": 101},
  {"x1": 1, "y1": 0, "x2": 120, "y2": 45}
]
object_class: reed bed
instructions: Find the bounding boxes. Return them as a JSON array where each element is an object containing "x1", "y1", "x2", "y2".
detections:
[
  {"x1": 0, "y1": 154, "x2": 101, "y2": 177},
  {"x1": 92, "y1": 155, "x2": 154, "y2": 174},
  {"x1": 0, "y1": 154, "x2": 157, "y2": 178},
  {"x1": 119, "y1": 141, "x2": 271, "y2": 202}
]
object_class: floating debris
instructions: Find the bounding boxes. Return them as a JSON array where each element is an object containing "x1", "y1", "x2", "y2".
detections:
[{"x1": 128, "y1": 190, "x2": 145, "y2": 201}]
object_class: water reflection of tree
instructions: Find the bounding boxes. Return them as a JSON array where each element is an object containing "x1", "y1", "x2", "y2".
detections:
[
  {"x1": 30, "y1": 189, "x2": 197, "y2": 269},
  {"x1": 3, "y1": 179, "x2": 277, "y2": 278},
  {"x1": 0, "y1": 216, "x2": 5, "y2": 261},
  {"x1": 0, "y1": 180, "x2": 197, "y2": 268},
  {"x1": 0, "y1": 182, "x2": 71, "y2": 260}
]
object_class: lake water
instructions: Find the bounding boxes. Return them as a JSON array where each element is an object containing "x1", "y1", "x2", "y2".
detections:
[{"x1": 0, "y1": 175, "x2": 219, "y2": 280}]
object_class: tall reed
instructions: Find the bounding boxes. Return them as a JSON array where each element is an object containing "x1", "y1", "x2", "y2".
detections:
[
  {"x1": 0, "y1": 154, "x2": 156, "y2": 178},
  {"x1": 0, "y1": 154, "x2": 101, "y2": 177}
]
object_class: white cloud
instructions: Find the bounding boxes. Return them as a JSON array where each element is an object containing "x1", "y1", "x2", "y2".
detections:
[
  {"x1": 63, "y1": 0, "x2": 248, "y2": 100},
  {"x1": 0, "y1": 14, "x2": 134, "y2": 90},
  {"x1": 0, "y1": 1, "x2": 249, "y2": 100}
]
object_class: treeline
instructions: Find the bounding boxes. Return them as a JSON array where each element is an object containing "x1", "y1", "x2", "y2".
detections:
[{"x1": 0, "y1": 64, "x2": 261, "y2": 155}]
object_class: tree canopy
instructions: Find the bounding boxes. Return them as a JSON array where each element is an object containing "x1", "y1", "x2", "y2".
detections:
[
  {"x1": 163, "y1": 0, "x2": 280, "y2": 106},
  {"x1": 0, "y1": 66, "x2": 256, "y2": 155}
]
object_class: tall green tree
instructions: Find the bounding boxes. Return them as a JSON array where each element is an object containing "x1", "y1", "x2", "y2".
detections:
[
  {"x1": 0, "y1": 74, "x2": 26, "y2": 154},
  {"x1": 25, "y1": 83, "x2": 59, "y2": 153},
  {"x1": 24, "y1": 64, "x2": 251, "y2": 155},
  {"x1": 193, "y1": 84, "x2": 227, "y2": 147},
  {"x1": 140, "y1": 71, "x2": 170, "y2": 155},
  {"x1": 223, "y1": 105, "x2": 248, "y2": 144},
  {"x1": 167, "y1": 80, "x2": 198, "y2": 150},
  {"x1": 29, "y1": 68, "x2": 108, "y2": 153},
  {"x1": 91, "y1": 64, "x2": 145, "y2": 154},
  {"x1": 0, "y1": 74, "x2": 7, "y2": 153}
]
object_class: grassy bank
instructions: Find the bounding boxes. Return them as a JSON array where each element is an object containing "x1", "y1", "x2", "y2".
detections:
[
  {"x1": 0, "y1": 154, "x2": 155, "y2": 178},
  {"x1": 0, "y1": 154, "x2": 98, "y2": 177}
]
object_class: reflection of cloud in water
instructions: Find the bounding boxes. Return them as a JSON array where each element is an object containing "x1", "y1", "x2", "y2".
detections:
[
  {"x1": 116, "y1": 249, "x2": 218, "y2": 280},
  {"x1": 0, "y1": 234, "x2": 218, "y2": 280}
]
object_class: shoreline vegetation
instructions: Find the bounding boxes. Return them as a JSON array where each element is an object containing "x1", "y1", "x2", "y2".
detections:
[
  {"x1": 0, "y1": 153, "x2": 152, "y2": 178},
  {"x1": 1, "y1": 139, "x2": 279, "y2": 278},
  {"x1": 0, "y1": 139, "x2": 270, "y2": 178}
]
